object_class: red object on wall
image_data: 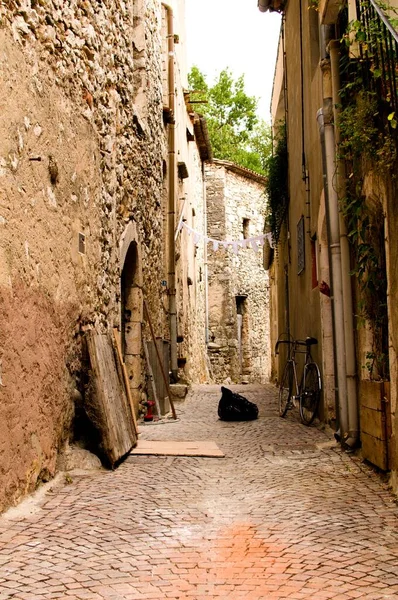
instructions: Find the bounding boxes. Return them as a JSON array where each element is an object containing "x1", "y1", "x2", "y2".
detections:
[
  {"x1": 319, "y1": 280, "x2": 331, "y2": 297},
  {"x1": 144, "y1": 400, "x2": 155, "y2": 422}
]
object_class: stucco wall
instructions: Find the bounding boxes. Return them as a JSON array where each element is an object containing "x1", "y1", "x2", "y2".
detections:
[
  {"x1": 206, "y1": 162, "x2": 270, "y2": 384},
  {"x1": 0, "y1": 0, "x2": 166, "y2": 512},
  {"x1": 270, "y1": 0, "x2": 398, "y2": 476},
  {"x1": 160, "y1": 3, "x2": 209, "y2": 384},
  {"x1": 283, "y1": 2, "x2": 323, "y2": 352},
  {"x1": 269, "y1": 3, "x2": 325, "y2": 408},
  {"x1": 176, "y1": 147, "x2": 209, "y2": 383}
]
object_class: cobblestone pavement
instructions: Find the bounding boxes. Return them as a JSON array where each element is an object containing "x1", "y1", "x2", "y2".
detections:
[{"x1": 1, "y1": 384, "x2": 398, "y2": 600}]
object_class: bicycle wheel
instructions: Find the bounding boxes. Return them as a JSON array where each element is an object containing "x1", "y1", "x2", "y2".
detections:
[
  {"x1": 299, "y1": 362, "x2": 321, "y2": 425},
  {"x1": 279, "y1": 361, "x2": 294, "y2": 417}
]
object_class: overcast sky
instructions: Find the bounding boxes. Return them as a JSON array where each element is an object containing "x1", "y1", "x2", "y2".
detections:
[{"x1": 184, "y1": 0, "x2": 282, "y2": 122}]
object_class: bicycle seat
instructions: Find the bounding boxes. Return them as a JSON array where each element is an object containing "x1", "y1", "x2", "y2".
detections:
[{"x1": 305, "y1": 337, "x2": 318, "y2": 346}]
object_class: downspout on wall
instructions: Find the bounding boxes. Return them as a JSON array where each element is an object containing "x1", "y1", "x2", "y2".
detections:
[
  {"x1": 162, "y1": 2, "x2": 178, "y2": 380},
  {"x1": 329, "y1": 39, "x2": 359, "y2": 447},
  {"x1": 317, "y1": 104, "x2": 349, "y2": 442},
  {"x1": 318, "y1": 28, "x2": 359, "y2": 447},
  {"x1": 203, "y1": 162, "x2": 209, "y2": 345},
  {"x1": 258, "y1": 0, "x2": 271, "y2": 12},
  {"x1": 192, "y1": 116, "x2": 212, "y2": 348}
]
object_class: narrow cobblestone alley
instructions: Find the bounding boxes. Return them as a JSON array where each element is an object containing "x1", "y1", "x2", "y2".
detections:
[{"x1": 1, "y1": 384, "x2": 398, "y2": 600}]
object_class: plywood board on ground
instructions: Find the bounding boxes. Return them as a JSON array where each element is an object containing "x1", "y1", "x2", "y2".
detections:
[{"x1": 130, "y1": 440, "x2": 224, "y2": 457}]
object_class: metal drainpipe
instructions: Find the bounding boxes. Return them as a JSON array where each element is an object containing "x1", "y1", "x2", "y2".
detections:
[
  {"x1": 203, "y1": 162, "x2": 209, "y2": 345},
  {"x1": 330, "y1": 39, "x2": 359, "y2": 447},
  {"x1": 348, "y1": 0, "x2": 360, "y2": 58},
  {"x1": 162, "y1": 2, "x2": 178, "y2": 380},
  {"x1": 258, "y1": 0, "x2": 271, "y2": 12},
  {"x1": 318, "y1": 55, "x2": 349, "y2": 441}
]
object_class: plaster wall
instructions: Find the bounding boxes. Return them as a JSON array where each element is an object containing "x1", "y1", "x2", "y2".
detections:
[
  {"x1": 271, "y1": 2, "x2": 325, "y2": 383},
  {"x1": 160, "y1": 2, "x2": 208, "y2": 384},
  {"x1": 176, "y1": 147, "x2": 209, "y2": 383},
  {"x1": 272, "y1": 0, "x2": 398, "y2": 475}
]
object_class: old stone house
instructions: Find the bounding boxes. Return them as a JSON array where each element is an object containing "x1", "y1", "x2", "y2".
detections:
[
  {"x1": 0, "y1": 0, "x2": 210, "y2": 513},
  {"x1": 159, "y1": 2, "x2": 211, "y2": 388},
  {"x1": 261, "y1": 0, "x2": 398, "y2": 486},
  {"x1": 205, "y1": 160, "x2": 271, "y2": 384}
]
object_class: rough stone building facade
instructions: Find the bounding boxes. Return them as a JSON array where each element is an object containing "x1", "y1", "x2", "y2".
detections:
[
  {"x1": 0, "y1": 0, "x2": 209, "y2": 513},
  {"x1": 205, "y1": 160, "x2": 270, "y2": 384}
]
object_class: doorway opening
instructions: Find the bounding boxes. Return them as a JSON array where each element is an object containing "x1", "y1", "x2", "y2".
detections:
[
  {"x1": 121, "y1": 241, "x2": 142, "y2": 413},
  {"x1": 121, "y1": 242, "x2": 138, "y2": 357},
  {"x1": 236, "y1": 295, "x2": 249, "y2": 382}
]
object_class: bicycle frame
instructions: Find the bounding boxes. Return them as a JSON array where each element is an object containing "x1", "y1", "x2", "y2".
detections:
[{"x1": 276, "y1": 334, "x2": 321, "y2": 425}]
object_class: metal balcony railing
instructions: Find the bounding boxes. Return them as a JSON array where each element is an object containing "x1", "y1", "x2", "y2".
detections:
[{"x1": 356, "y1": 0, "x2": 398, "y2": 113}]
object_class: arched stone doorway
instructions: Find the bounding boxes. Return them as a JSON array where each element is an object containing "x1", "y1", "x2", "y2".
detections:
[{"x1": 120, "y1": 222, "x2": 143, "y2": 414}]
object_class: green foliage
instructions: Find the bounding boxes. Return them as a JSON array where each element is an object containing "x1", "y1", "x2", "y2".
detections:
[
  {"x1": 341, "y1": 2, "x2": 398, "y2": 136},
  {"x1": 388, "y1": 111, "x2": 397, "y2": 129},
  {"x1": 363, "y1": 351, "x2": 389, "y2": 380},
  {"x1": 341, "y1": 188, "x2": 387, "y2": 323},
  {"x1": 188, "y1": 66, "x2": 271, "y2": 175},
  {"x1": 264, "y1": 125, "x2": 288, "y2": 246},
  {"x1": 188, "y1": 66, "x2": 208, "y2": 99},
  {"x1": 338, "y1": 4, "x2": 398, "y2": 379},
  {"x1": 339, "y1": 91, "x2": 396, "y2": 170}
]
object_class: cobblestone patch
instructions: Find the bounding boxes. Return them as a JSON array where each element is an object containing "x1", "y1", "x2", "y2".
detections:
[{"x1": 0, "y1": 384, "x2": 398, "y2": 599}]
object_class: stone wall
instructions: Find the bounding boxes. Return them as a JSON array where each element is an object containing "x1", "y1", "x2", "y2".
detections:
[
  {"x1": 0, "y1": 0, "x2": 167, "y2": 512},
  {"x1": 206, "y1": 161, "x2": 271, "y2": 384},
  {"x1": 176, "y1": 148, "x2": 209, "y2": 384}
]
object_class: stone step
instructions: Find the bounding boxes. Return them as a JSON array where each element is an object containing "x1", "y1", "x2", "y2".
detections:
[{"x1": 169, "y1": 383, "x2": 188, "y2": 400}]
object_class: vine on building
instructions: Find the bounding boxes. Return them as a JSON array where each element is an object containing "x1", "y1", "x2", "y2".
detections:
[
  {"x1": 338, "y1": 1, "x2": 398, "y2": 379},
  {"x1": 264, "y1": 124, "x2": 289, "y2": 248}
]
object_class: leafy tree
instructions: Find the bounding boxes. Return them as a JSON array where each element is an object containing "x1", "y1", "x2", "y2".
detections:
[{"x1": 188, "y1": 66, "x2": 271, "y2": 175}]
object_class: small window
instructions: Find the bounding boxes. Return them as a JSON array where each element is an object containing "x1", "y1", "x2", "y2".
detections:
[
  {"x1": 311, "y1": 237, "x2": 318, "y2": 289},
  {"x1": 297, "y1": 216, "x2": 305, "y2": 274},
  {"x1": 177, "y1": 161, "x2": 189, "y2": 180},
  {"x1": 235, "y1": 295, "x2": 247, "y2": 314},
  {"x1": 243, "y1": 218, "x2": 250, "y2": 239},
  {"x1": 78, "y1": 233, "x2": 86, "y2": 255}
]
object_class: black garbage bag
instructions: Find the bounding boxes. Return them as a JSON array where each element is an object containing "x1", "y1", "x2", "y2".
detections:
[{"x1": 218, "y1": 386, "x2": 259, "y2": 421}]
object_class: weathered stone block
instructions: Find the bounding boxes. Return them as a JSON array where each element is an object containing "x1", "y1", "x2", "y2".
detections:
[
  {"x1": 57, "y1": 444, "x2": 102, "y2": 471},
  {"x1": 124, "y1": 354, "x2": 142, "y2": 389},
  {"x1": 170, "y1": 383, "x2": 188, "y2": 400},
  {"x1": 124, "y1": 322, "x2": 142, "y2": 355},
  {"x1": 130, "y1": 287, "x2": 143, "y2": 322}
]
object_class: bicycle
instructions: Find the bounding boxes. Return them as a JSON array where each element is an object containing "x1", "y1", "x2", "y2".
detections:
[{"x1": 275, "y1": 333, "x2": 322, "y2": 426}]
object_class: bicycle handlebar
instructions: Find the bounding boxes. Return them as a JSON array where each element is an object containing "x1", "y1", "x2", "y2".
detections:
[
  {"x1": 275, "y1": 339, "x2": 291, "y2": 355},
  {"x1": 275, "y1": 336, "x2": 318, "y2": 355}
]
